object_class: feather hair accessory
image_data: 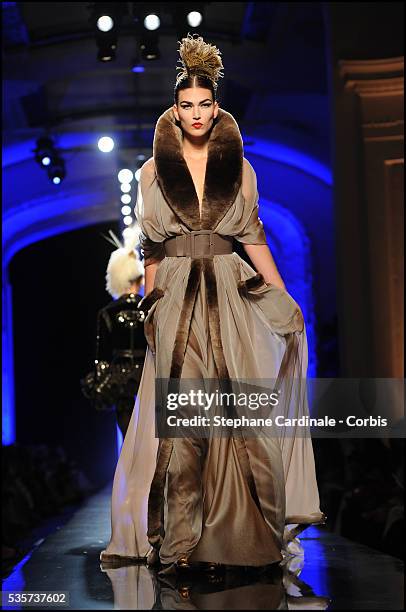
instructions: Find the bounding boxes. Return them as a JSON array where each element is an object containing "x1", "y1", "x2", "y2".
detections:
[
  {"x1": 175, "y1": 32, "x2": 224, "y2": 90},
  {"x1": 103, "y1": 225, "x2": 145, "y2": 299}
]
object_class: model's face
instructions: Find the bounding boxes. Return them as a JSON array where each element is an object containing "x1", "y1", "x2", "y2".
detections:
[{"x1": 173, "y1": 87, "x2": 219, "y2": 137}]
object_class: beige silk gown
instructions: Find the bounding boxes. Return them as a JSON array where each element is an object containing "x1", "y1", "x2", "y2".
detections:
[{"x1": 102, "y1": 107, "x2": 324, "y2": 568}]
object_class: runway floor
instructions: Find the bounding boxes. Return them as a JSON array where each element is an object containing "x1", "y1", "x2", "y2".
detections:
[{"x1": 2, "y1": 485, "x2": 404, "y2": 610}]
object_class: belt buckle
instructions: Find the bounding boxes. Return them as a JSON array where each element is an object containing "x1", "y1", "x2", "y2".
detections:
[{"x1": 189, "y1": 230, "x2": 214, "y2": 258}]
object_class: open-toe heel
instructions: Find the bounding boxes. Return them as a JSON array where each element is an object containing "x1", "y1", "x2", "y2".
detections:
[{"x1": 284, "y1": 513, "x2": 328, "y2": 545}]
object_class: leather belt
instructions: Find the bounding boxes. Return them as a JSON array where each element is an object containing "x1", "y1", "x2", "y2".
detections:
[{"x1": 164, "y1": 231, "x2": 233, "y2": 258}]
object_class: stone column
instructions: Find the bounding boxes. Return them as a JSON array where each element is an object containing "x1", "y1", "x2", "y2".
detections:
[{"x1": 333, "y1": 57, "x2": 403, "y2": 376}]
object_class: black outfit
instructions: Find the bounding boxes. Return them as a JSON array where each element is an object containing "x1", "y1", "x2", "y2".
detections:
[{"x1": 94, "y1": 292, "x2": 147, "y2": 437}]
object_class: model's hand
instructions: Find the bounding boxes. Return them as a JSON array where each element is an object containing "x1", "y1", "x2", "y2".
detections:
[{"x1": 138, "y1": 287, "x2": 164, "y2": 317}]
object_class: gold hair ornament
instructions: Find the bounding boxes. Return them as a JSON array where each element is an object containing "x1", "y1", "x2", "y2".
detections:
[{"x1": 175, "y1": 32, "x2": 224, "y2": 90}]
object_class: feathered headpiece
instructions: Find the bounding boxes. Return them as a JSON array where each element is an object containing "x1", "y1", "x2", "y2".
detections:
[
  {"x1": 175, "y1": 32, "x2": 224, "y2": 90},
  {"x1": 103, "y1": 225, "x2": 145, "y2": 299}
]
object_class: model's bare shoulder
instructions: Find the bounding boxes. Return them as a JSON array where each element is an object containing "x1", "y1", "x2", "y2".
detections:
[
  {"x1": 140, "y1": 157, "x2": 156, "y2": 189},
  {"x1": 140, "y1": 156, "x2": 155, "y2": 176},
  {"x1": 242, "y1": 156, "x2": 253, "y2": 171},
  {"x1": 242, "y1": 157, "x2": 257, "y2": 202}
]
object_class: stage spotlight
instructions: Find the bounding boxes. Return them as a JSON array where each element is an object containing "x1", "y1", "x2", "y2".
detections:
[
  {"x1": 133, "y1": 4, "x2": 161, "y2": 59},
  {"x1": 121, "y1": 205, "x2": 132, "y2": 216},
  {"x1": 123, "y1": 216, "x2": 133, "y2": 226},
  {"x1": 120, "y1": 183, "x2": 131, "y2": 193},
  {"x1": 97, "y1": 38, "x2": 116, "y2": 62},
  {"x1": 174, "y1": 4, "x2": 205, "y2": 38},
  {"x1": 98, "y1": 136, "x2": 115, "y2": 152},
  {"x1": 34, "y1": 137, "x2": 56, "y2": 167},
  {"x1": 34, "y1": 137, "x2": 66, "y2": 184},
  {"x1": 187, "y1": 11, "x2": 203, "y2": 27},
  {"x1": 97, "y1": 15, "x2": 114, "y2": 31},
  {"x1": 140, "y1": 30, "x2": 160, "y2": 60},
  {"x1": 123, "y1": 226, "x2": 136, "y2": 240},
  {"x1": 47, "y1": 157, "x2": 66, "y2": 185},
  {"x1": 118, "y1": 168, "x2": 134, "y2": 183},
  {"x1": 134, "y1": 168, "x2": 141, "y2": 182},
  {"x1": 133, "y1": 2, "x2": 162, "y2": 30},
  {"x1": 144, "y1": 13, "x2": 160, "y2": 30},
  {"x1": 121, "y1": 194, "x2": 131, "y2": 204},
  {"x1": 89, "y1": 2, "x2": 126, "y2": 62}
]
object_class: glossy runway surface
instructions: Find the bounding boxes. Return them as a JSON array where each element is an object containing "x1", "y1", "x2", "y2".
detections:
[{"x1": 2, "y1": 486, "x2": 404, "y2": 610}]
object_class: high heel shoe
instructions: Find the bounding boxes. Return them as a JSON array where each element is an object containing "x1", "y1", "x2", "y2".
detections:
[{"x1": 284, "y1": 513, "x2": 328, "y2": 545}]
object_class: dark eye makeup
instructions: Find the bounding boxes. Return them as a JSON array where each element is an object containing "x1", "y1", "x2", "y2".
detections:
[{"x1": 181, "y1": 103, "x2": 212, "y2": 108}]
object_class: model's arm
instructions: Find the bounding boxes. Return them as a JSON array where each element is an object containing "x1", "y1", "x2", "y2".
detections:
[
  {"x1": 243, "y1": 244, "x2": 286, "y2": 290},
  {"x1": 144, "y1": 262, "x2": 159, "y2": 295},
  {"x1": 238, "y1": 158, "x2": 286, "y2": 290},
  {"x1": 136, "y1": 157, "x2": 165, "y2": 296}
]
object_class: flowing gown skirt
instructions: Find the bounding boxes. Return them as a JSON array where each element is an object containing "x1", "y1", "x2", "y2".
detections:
[
  {"x1": 156, "y1": 275, "x2": 286, "y2": 566},
  {"x1": 102, "y1": 255, "x2": 323, "y2": 565}
]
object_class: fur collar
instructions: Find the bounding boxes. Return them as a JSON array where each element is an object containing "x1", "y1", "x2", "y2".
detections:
[{"x1": 153, "y1": 106, "x2": 243, "y2": 231}]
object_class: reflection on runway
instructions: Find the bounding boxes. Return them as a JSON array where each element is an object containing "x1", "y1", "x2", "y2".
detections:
[
  {"x1": 101, "y1": 556, "x2": 330, "y2": 610},
  {"x1": 2, "y1": 486, "x2": 403, "y2": 610}
]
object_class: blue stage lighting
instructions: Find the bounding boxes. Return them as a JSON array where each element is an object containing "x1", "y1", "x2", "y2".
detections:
[
  {"x1": 34, "y1": 137, "x2": 55, "y2": 168},
  {"x1": 47, "y1": 157, "x2": 66, "y2": 185}
]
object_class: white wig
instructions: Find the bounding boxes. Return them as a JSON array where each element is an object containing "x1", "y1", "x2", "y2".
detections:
[{"x1": 105, "y1": 225, "x2": 145, "y2": 299}]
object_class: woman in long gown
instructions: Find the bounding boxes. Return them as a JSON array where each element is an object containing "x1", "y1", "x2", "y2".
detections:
[{"x1": 100, "y1": 33, "x2": 325, "y2": 572}]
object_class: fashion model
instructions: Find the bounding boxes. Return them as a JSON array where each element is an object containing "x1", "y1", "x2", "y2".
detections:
[
  {"x1": 81, "y1": 228, "x2": 147, "y2": 438},
  {"x1": 100, "y1": 33, "x2": 325, "y2": 573}
]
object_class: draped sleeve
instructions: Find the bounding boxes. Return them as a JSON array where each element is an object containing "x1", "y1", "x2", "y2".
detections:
[
  {"x1": 234, "y1": 158, "x2": 267, "y2": 245},
  {"x1": 135, "y1": 158, "x2": 166, "y2": 267}
]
